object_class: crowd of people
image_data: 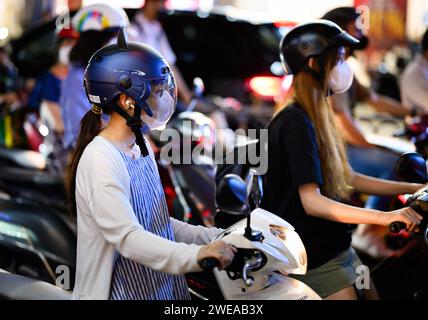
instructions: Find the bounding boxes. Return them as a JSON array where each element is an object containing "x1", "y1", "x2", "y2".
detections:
[{"x1": 0, "y1": 1, "x2": 427, "y2": 300}]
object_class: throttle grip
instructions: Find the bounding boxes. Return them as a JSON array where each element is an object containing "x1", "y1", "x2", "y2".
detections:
[
  {"x1": 389, "y1": 221, "x2": 407, "y2": 233},
  {"x1": 199, "y1": 258, "x2": 219, "y2": 270}
]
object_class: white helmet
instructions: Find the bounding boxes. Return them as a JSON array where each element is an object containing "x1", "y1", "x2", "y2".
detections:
[{"x1": 72, "y1": 3, "x2": 130, "y2": 33}]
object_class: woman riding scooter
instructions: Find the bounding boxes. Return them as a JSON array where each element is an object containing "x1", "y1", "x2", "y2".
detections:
[
  {"x1": 67, "y1": 29, "x2": 236, "y2": 300},
  {"x1": 262, "y1": 20, "x2": 424, "y2": 300}
]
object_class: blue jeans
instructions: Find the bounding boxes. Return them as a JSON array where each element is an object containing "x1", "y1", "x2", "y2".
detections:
[{"x1": 347, "y1": 145, "x2": 399, "y2": 211}]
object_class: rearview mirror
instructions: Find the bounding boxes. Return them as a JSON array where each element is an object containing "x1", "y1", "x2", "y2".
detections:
[
  {"x1": 215, "y1": 174, "x2": 247, "y2": 215},
  {"x1": 395, "y1": 152, "x2": 428, "y2": 183}
]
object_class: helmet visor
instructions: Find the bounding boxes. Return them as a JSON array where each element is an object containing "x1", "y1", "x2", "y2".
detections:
[{"x1": 141, "y1": 73, "x2": 177, "y2": 131}]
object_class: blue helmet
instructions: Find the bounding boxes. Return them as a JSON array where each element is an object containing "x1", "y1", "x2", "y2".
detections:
[{"x1": 83, "y1": 28, "x2": 177, "y2": 156}]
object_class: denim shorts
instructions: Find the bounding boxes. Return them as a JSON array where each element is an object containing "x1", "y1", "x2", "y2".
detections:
[{"x1": 291, "y1": 247, "x2": 363, "y2": 298}]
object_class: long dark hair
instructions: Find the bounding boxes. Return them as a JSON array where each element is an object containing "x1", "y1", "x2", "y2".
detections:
[
  {"x1": 275, "y1": 48, "x2": 352, "y2": 200},
  {"x1": 65, "y1": 100, "x2": 118, "y2": 215},
  {"x1": 69, "y1": 30, "x2": 117, "y2": 66}
]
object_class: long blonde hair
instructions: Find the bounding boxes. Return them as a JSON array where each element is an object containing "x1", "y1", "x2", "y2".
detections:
[{"x1": 277, "y1": 49, "x2": 353, "y2": 199}]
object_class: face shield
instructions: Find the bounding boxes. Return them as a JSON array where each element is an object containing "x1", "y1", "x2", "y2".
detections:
[{"x1": 141, "y1": 73, "x2": 177, "y2": 131}]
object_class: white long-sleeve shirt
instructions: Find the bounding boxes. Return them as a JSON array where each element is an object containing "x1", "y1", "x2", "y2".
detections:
[{"x1": 72, "y1": 136, "x2": 221, "y2": 299}]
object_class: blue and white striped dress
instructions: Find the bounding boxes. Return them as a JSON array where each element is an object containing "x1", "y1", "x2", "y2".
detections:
[{"x1": 109, "y1": 151, "x2": 190, "y2": 300}]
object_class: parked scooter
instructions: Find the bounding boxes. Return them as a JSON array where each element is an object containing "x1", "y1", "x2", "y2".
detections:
[
  {"x1": 0, "y1": 268, "x2": 71, "y2": 300},
  {"x1": 0, "y1": 196, "x2": 76, "y2": 285},
  {"x1": 0, "y1": 147, "x2": 66, "y2": 212},
  {"x1": 0, "y1": 106, "x2": 66, "y2": 212}
]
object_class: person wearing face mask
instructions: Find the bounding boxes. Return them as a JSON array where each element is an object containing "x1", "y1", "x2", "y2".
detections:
[
  {"x1": 322, "y1": 7, "x2": 417, "y2": 210},
  {"x1": 322, "y1": 7, "x2": 413, "y2": 118},
  {"x1": 401, "y1": 28, "x2": 428, "y2": 113},
  {"x1": 26, "y1": 27, "x2": 77, "y2": 168},
  {"x1": 28, "y1": 27, "x2": 78, "y2": 132},
  {"x1": 67, "y1": 28, "x2": 235, "y2": 300},
  {"x1": 322, "y1": 7, "x2": 422, "y2": 258},
  {"x1": 262, "y1": 21, "x2": 424, "y2": 300},
  {"x1": 60, "y1": 3, "x2": 130, "y2": 152}
]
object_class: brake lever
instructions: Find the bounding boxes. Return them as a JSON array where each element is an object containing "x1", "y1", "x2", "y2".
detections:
[{"x1": 242, "y1": 255, "x2": 263, "y2": 287}]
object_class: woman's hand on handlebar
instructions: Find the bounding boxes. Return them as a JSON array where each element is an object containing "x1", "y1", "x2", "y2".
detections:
[
  {"x1": 197, "y1": 241, "x2": 237, "y2": 270},
  {"x1": 383, "y1": 207, "x2": 423, "y2": 231},
  {"x1": 414, "y1": 184, "x2": 428, "y2": 195}
]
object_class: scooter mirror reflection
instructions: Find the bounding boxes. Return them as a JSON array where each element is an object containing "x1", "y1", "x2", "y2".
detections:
[
  {"x1": 215, "y1": 174, "x2": 247, "y2": 215},
  {"x1": 193, "y1": 77, "x2": 205, "y2": 98},
  {"x1": 395, "y1": 152, "x2": 428, "y2": 184},
  {"x1": 246, "y1": 170, "x2": 264, "y2": 210}
]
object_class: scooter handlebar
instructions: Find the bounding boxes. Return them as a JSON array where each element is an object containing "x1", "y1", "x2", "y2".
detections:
[
  {"x1": 389, "y1": 221, "x2": 407, "y2": 233},
  {"x1": 199, "y1": 258, "x2": 219, "y2": 271}
]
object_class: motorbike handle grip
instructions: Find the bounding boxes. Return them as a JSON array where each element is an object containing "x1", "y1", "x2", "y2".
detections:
[
  {"x1": 389, "y1": 221, "x2": 407, "y2": 233},
  {"x1": 199, "y1": 258, "x2": 219, "y2": 271}
]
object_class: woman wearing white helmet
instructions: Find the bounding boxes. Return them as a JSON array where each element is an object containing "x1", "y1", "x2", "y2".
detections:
[{"x1": 60, "y1": 3, "x2": 130, "y2": 152}]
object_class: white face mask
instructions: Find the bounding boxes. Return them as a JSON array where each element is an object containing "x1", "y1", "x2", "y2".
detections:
[
  {"x1": 328, "y1": 60, "x2": 354, "y2": 94},
  {"x1": 58, "y1": 45, "x2": 72, "y2": 65}
]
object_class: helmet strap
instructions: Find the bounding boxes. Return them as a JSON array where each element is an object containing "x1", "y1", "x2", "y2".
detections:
[
  {"x1": 301, "y1": 54, "x2": 330, "y2": 97},
  {"x1": 111, "y1": 104, "x2": 149, "y2": 157}
]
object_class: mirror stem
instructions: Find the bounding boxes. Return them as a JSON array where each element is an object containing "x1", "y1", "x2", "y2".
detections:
[
  {"x1": 244, "y1": 209, "x2": 263, "y2": 241},
  {"x1": 244, "y1": 213, "x2": 252, "y2": 239}
]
